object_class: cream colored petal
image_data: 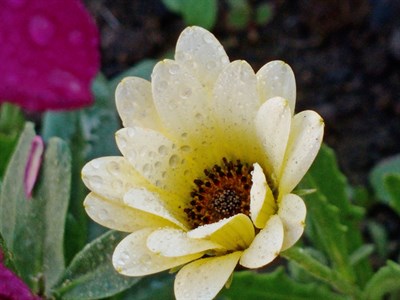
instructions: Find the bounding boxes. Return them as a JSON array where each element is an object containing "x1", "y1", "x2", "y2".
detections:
[
  {"x1": 175, "y1": 26, "x2": 229, "y2": 88},
  {"x1": 256, "y1": 60, "x2": 296, "y2": 114},
  {"x1": 250, "y1": 163, "x2": 276, "y2": 229},
  {"x1": 279, "y1": 111, "x2": 324, "y2": 194},
  {"x1": 188, "y1": 214, "x2": 254, "y2": 250},
  {"x1": 124, "y1": 188, "x2": 187, "y2": 230},
  {"x1": 113, "y1": 228, "x2": 202, "y2": 276},
  {"x1": 82, "y1": 156, "x2": 149, "y2": 201},
  {"x1": 255, "y1": 97, "x2": 291, "y2": 178},
  {"x1": 212, "y1": 60, "x2": 261, "y2": 161},
  {"x1": 151, "y1": 59, "x2": 212, "y2": 138},
  {"x1": 115, "y1": 77, "x2": 162, "y2": 130},
  {"x1": 174, "y1": 252, "x2": 241, "y2": 300},
  {"x1": 239, "y1": 215, "x2": 284, "y2": 268},
  {"x1": 84, "y1": 192, "x2": 173, "y2": 232},
  {"x1": 147, "y1": 228, "x2": 223, "y2": 257},
  {"x1": 278, "y1": 193, "x2": 306, "y2": 251},
  {"x1": 115, "y1": 126, "x2": 193, "y2": 197}
]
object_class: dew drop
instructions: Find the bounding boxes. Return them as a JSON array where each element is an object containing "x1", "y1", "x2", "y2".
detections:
[
  {"x1": 168, "y1": 64, "x2": 180, "y2": 75},
  {"x1": 142, "y1": 163, "x2": 152, "y2": 176},
  {"x1": 29, "y1": 15, "x2": 55, "y2": 46},
  {"x1": 156, "y1": 80, "x2": 168, "y2": 92},
  {"x1": 206, "y1": 61, "x2": 216, "y2": 70},
  {"x1": 127, "y1": 128, "x2": 136, "y2": 137},
  {"x1": 98, "y1": 208, "x2": 109, "y2": 221},
  {"x1": 116, "y1": 251, "x2": 130, "y2": 267},
  {"x1": 90, "y1": 175, "x2": 103, "y2": 188},
  {"x1": 169, "y1": 154, "x2": 180, "y2": 168},
  {"x1": 128, "y1": 149, "x2": 137, "y2": 160},
  {"x1": 180, "y1": 145, "x2": 191, "y2": 152},
  {"x1": 221, "y1": 56, "x2": 229, "y2": 64},
  {"x1": 158, "y1": 145, "x2": 168, "y2": 155},
  {"x1": 107, "y1": 161, "x2": 120, "y2": 175},
  {"x1": 180, "y1": 87, "x2": 192, "y2": 99}
]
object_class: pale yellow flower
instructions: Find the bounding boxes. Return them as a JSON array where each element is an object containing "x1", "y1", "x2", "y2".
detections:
[{"x1": 82, "y1": 26, "x2": 324, "y2": 299}]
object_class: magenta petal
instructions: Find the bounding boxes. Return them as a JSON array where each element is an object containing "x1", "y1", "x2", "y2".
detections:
[
  {"x1": 0, "y1": 0, "x2": 100, "y2": 111},
  {"x1": 24, "y1": 136, "x2": 44, "y2": 198},
  {"x1": 0, "y1": 249, "x2": 40, "y2": 300}
]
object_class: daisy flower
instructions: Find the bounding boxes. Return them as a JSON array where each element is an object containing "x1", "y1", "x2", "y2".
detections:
[{"x1": 82, "y1": 26, "x2": 324, "y2": 299}]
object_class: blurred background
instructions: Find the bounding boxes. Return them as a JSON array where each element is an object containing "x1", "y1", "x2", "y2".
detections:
[{"x1": 85, "y1": 0, "x2": 400, "y2": 186}]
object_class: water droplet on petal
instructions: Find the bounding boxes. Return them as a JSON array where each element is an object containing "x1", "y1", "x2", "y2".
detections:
[
  {"x1": 127, "y1": 128, "x2": 136, "y2": 137},
  {"x1": 180, "y1": 145, "x2": 191, "y2": 152},
  {"x1": 180, "y1": 87, "x2": 192, "y2": 99},
  {"x1": 98, "y1": 208, "x2": 109, "y2": 221},
  {"x1": 168, "y1": 64, "x2": 180, "y2": 75},
  {"x1": 206, "y1": 61, "x2": 216, "y2": 70},
  {"x1": 29, "y1": 15, "x2": 55, "y2": 46},
  {"x1": 158, "y1": 145, "x2": 168, "y2": 156},
  {"x1": 169, "y1": 155, "x2": 180, "y2": 168}
]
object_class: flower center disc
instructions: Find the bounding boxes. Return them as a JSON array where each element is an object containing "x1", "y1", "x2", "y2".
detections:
[{"x1": 184, "y1": 158, "x2": 253, "y2": 228}]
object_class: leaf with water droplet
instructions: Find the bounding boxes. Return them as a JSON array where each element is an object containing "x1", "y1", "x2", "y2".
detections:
[{"x1": 52, "y1": 230, "x2": 140, "y2": 300}]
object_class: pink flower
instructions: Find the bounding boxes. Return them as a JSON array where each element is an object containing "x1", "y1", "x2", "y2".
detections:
[
  {"x1": 0, "y1": 0, "x2": 100, "y2": 111},
  {"x1": 0, "y1": 249, "x2": 40, "y2": 300}
]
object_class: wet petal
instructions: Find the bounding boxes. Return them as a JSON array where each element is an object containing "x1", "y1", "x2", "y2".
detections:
[
  {"x1": 256, "y1": 60, "x2": 296, "y2": 114},
  {"x1": 255, "y1": 97, "x2": 291, "y2": 178},
  {"x1": 175, "y1": 26, "x2": 229, "y2": 89},
  {"x1": 124, "y1": 188, "x2": 187, "y2": 230},
  {"x1": 278, "y1": 194, "x2": 306, "y2": 251},
  {"x1": 82, "y1": 156, "x2": 149, "y2": 201},
  {"x1": 188, "y1": 214, "x2": 254, "y2": 250},
  {"x1": 115, "y1": 77, "x2": 162, "y2": 131},
  {"x1": 250, "y1": 163, "x2": 276, "y2": 228},
  {"x1": 174, "y1": 252, "x2": 241, "y2": 300},
  {"x1": 147, "y1": 228, "x2": 223, "y2": 257},
  {"x1": 113, "y1": 228, "x2": 202, "y2": 276},
  {"x1": 279, "y1": 111, "x2": 324, "y2": 193},
  {"x1": 84, "y1": 192, "x2": 173, "y2": 232},
  {"x1": 212, "y1": 60, "x2": 261, "y2": 160},
  {"x1": 151, "y1": 59, "x2": 211, "y2": 139},
  {"x1": 115, "y1": 126, "x2": 193, "y2": 197},
  {"x1": 240, "y1": 215, "x2": 283, "y2": 268}
]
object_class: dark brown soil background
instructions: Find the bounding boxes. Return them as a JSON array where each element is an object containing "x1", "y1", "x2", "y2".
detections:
[{"x1": 85, "y1": 0, "x2": 400, "y2": 186}]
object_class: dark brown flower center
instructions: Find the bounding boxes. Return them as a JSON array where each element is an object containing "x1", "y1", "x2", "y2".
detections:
[{"x1": 184, "y1": 158, "x2": 253, "y2": 229}]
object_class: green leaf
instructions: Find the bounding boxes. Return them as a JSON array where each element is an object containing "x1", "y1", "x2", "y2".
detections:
[
  {"x1": 0, "y1": 231, "x2": 18, "y2": 274},
  {"x1": 227, "y1": 0, "x2": 251, "y2": 29},
  {"x1": 218, "y1": 268, "x2": 346, "y2": 300},
  {"x1": 383, "y1": 173, "x2": 400, "y2": 215},
  {"x1": 0, "y1": 103, "x2": 25, "y2": 179},
  {"x1": 162, "y1": 0, "x2": 218, "y2": 29},
  {"x1": 255, "y1": 3, "x2": 274, "y2": 25},
  {"x1": 0, "y1": 123, "x2": 71, "y2": 294},
  {"x1": 282, "y1": 247, "x2": 361, "y2": 297},
  {"x1": 363, "y1": 261, "x2": 400, "y2": 300},
  {"x1": 369, "y1": 154, "x2": 400, "y2": 203},
  {"x1": 119, "y1": 272, "x2": 175, "y2": 300},
  {"x1": 54, "y1": 230, "x2": 139, "y2": 300},
  {"x1": 299, "y1": 145, "x2": 372, "y2": 285}
]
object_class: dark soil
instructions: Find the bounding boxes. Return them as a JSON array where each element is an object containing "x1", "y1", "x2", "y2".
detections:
[{"x1": 85, "y1": 0, "x2": 400, "y2": 186}]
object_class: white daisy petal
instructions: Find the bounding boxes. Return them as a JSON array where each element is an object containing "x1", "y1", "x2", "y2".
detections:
[
  {"x1": 175, "y1": 26, "x2": 229, "y2": 88},
  {"x1": 212, "y1": 60, "x2": 261, "y2": 160},
  {"x1": 250, "y1": 163, "x2": 276, "y2": 229},
  {"x1": 151, "y1": 59, "x2": 212, "y2": 138},
  {"x1": 115, "y1": 77, "x2": 162, "y2": 130},
  {"x1": 115, "y1": 126, "x2": 194, "y2": 197},
  {"x1": 113, "y1": 228, "x2": 202, "y2": 276},
  {"x1": 82, "y1": 156, "x2": 149, "y2": 201},
  {"x1": 188, "y1": 214, "x2": 254, "y2": 250},
  {"x1": 279, "y1": 110, "x2": 324, "y2": 193},
  {"x1": 84, "y1": 193, "x2": 173, "y2": 232},
  {"x1": 278, "y1": 194, "x2": 306, "y2": 251},
  {"x1": 124, "y1": 188, "x2": 187, "y2": 230},
  {"x1": 256, "y1": 60, "x2": 296, "y2": 114},
  {"x1": 255, "y1": 97, "x2": 292, "y2": 178},
  {"x1": 240, "y1": 215, "x2": 284, "y2": 268},
  {"x1": 174, "y1": 252, "x2": 242, "y2": 300},
  {"x1": 147, "y1": 228, "x2": 223, "y2": 257}
]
